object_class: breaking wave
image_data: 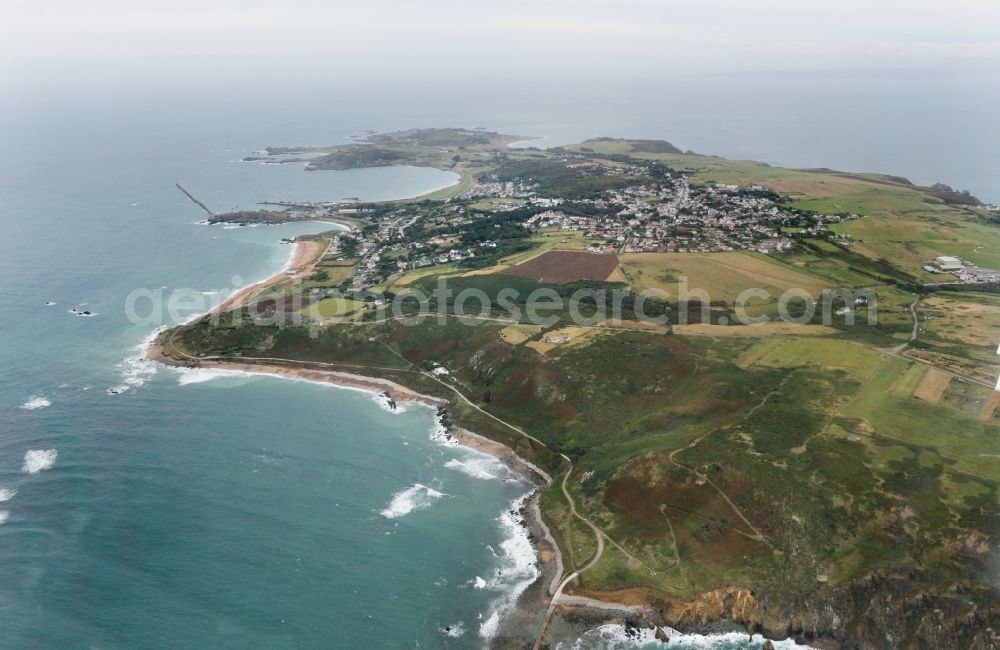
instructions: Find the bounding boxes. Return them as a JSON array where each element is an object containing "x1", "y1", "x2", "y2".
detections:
[
  {"x1": 444, "y1": 455, "x2": 508, "y2": 481},
  {"x1": 441, "y1": 622, "x2": 465, "y2": 638},
  {"x1": 174, "y1": 367, "x2": 253, "y2": 385},
  {"x1": 429, "y1": 416, "x2": 458, "y2": 447},
  {"x1": 109, "y1": 327, "x2": 163, "y2": 395},
  {"x1": 379, "y1": 483, "x2": 445, "y2": 519},
  {"x1": 373, "y1": 391, "x2": 406, "y2": 413},
  {"x1": 0, "y1": 488, "x2": 16, "y2": 502},
  {"x1": 22, "y1": 449, "x2": 58, "y2": 474},
  {"x1": 20, "y1": 396, "x2": 51, "y2": 410},
  {"x1": 479, "y1": 493, "x2": 539, "y2": 640},
  {"x1": 559, "y1": 625, "x2": 815, "y2": 649}
]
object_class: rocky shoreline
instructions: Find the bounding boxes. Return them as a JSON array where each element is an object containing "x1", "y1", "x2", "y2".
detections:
[
  {"x1": 150, "y1": 346, "x2": 1000, "y2": 649},
  {"x1": 151, "y1": 338, "x2": 1000, "y2": 650},
  {"x1": 147, "y1": 344, "x2": 574, "y2": 646}
]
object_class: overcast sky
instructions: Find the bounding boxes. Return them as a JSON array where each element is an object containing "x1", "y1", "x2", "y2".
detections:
[{"x1": 3, "y1": 0, "x2": 998, "y2": 89}]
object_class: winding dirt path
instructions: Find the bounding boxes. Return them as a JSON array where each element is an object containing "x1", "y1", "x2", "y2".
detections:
[
  {"x1": 887, "y1": 295, "x2": 921, "y2": 355},
  {"x1": 665, "y1": 375, "x2": 797, "y2": 549},
  {"x1": 531, "y1": 456, "x2": 604, "y2": 650},
  {"x1": 163, "y1": 333, "x2": 631, "y2": 649}
]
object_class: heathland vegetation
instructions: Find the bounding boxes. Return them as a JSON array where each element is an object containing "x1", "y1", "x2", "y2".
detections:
[{"x1": 163, "y1": 129, "x2": 1000, "y2": 647}]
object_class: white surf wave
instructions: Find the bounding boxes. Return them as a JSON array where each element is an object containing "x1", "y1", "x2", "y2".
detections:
[
  {"x1": 429, "y1": 417, "x2": 457, "y2": 447},
  {"x1": 20, "y1": 396, "x2": 51, "y2": 410},
  {"x1": 109, "y1": 327, "x2": 164, "y2": 396},
  {"x1": 0, "y1": 488, "x2": 16, "y2": 502},
  {"x1": 559, "y1": 625, "x2": 815, "y2": 649},
  {"x1": 174, "y1": 366, "x2": 254, "y2": 385},
  {"x1": 444, "y1": 455, "x2": 508, "y2": 481},
  {"x1": 479, "y1": 493, "x2": 540, "y2": 640},
  {"x1": 441, "y1": 622, "x2": 465, "y2": 638},
  {"x1": 0, "y1": 511, "x2": 8, "y2": 525},
  {"x1": 22, "y1": 449, "x2": 58, "y2": 474},
  {"x1": 480, "y1": 611, "x2": 501, "y2": 639},
  {"x1": 119, "y1": 230, "x2": 336, "y2": 396},
  {"x1": 379, "y1": 483, "x2": 445, "y2": 519},
  {"x1": 373, "y1": 392, "x2": 406, "y2": 413}
]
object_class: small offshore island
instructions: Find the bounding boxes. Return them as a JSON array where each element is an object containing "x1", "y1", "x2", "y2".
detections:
[{"x1": 156, "y1": 129, "x2": 1000, "y2": 648}]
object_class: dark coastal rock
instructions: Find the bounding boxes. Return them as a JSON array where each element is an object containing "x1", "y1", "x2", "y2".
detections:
[
  {"x1": 654, "y1": 626, "x2": 670, "y2": 642},
  {"x1": 649, "y1": 567, "x2": 1000, "y2": 649},
  {"x1": 435, "y1": 406, "x2": 453, "y2": 431},
  {"x1": 207, "y1": 209, "x2": 303, "y2": 225},
  {"x1": 623, "y1": 616, "x2": 644, "y2": 640},
  {"x1": 762, "y1": 641, "x2": 774, "y2": 650}
]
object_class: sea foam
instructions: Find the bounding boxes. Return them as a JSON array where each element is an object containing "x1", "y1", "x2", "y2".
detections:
[
  {"x1": 0, "y1": 511, "x2": 8, "y2": 525},
  {"x1": 479, "y1": 493, "x2": 540, "y2": 640},
  {"x1": 444, "y1": 455, "x2": 508, "y2": 481},
  {"x1": 20, "y1": 396, "x2": 51, "y2": 410},
  {"x1": 429, "y1": 416, "x2": 457, "y2": 447},
  {"x1": 0, "y1": 488, "x2": 16, "y2": 502},
  {"x1": 379, "y1": 483, "x2": 445, "y2": 519},
  {"x1": 174, "y1": 367, "x2": 253, "y2": 385},
  {"x1": 109, "y1": 327, "x2": 163, "y2": 395},
  {"x1": 373, "y1": 392, "x2": 406, "y2": 413},
  {"x1": 559, "y1": 625, "x2": 816, "y2": 649},
  {"x1": 22, "y1": 449, "x2": 58, "y2": 474},
  {"x1": 441, "y1": 622, "x2": 465, "y2": 638}
]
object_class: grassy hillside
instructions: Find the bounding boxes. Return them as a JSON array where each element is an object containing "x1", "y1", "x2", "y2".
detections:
[{"x1": 165, "y1": 131, "x2": 1000, "y2": 644}]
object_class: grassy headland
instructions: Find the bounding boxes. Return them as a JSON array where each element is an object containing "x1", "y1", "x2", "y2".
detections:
[{"x1": 162, "y1": 129, "x2": 1000, "y2": 648}]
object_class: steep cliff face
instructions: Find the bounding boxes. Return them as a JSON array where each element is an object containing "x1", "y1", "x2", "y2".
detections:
[
  {"x1": 661, "y1": 587, "x2": 762, "y2": 631},
  {"x1": 590, "y1": 568, "x2": 999, "y2": 649}
]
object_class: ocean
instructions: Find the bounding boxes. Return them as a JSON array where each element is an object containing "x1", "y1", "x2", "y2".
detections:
[
  {"x1": 0, "y1": 117, "x2": 541, "y2": 648},
  {"x1": 1, "y1": 70, "x2": 995, "y2": 648}
]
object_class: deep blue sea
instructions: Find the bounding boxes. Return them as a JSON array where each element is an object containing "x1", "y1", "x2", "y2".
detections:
[{"x1": 1, "y1": 71, "x2": 996, "y2": 649}]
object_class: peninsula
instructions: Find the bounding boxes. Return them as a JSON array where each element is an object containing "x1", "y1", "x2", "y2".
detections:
[{"x1": 156, "y1": 128, "x2": 1000, "y2": 648}]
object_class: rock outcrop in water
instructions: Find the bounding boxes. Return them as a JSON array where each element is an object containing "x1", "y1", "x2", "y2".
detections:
[{"x1": 207, "y1": 209, "x2": 303, "y2": 225}]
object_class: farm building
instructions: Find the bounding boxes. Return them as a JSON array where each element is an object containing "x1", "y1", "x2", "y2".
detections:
[{"x1": 934, "y1": 256, "x2": 964, "y2": 271}]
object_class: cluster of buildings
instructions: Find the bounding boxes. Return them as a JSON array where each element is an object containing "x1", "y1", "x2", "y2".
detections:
[
  {"x1": 925, "y1": 256, "x2": 1000, "y2": 284},
  {"x1": 460, "y1": 180, "x2": 535, "y2": 199},
  {"x1": 317, "y1": 163, "x2": 863, "y2": 292},
  {"x1": 523, "y1": 176, "x2": 819, "y2": 253}
]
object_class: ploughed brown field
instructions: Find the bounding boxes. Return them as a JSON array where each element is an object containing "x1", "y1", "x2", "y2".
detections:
[{"x1": 503, "y1": 250, "x2": 619, "y2": 283}]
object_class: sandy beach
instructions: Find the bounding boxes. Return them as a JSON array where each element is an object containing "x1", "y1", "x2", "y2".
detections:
[
  {"x1": 145, "y1": 229, "x2": 649, "y2": 648},
  {"x1": 149, "y1": 347, "x2": 553, "y2": 489},
  {"x1": 158, "y1": 355, "x2": 447, "y2": 408},
  {"x1": 211, "y1": 239, "x2": 326, "y2": 313},
  {"x1": 146, "y1": 342, "x2": 587, "y2": 644}
]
